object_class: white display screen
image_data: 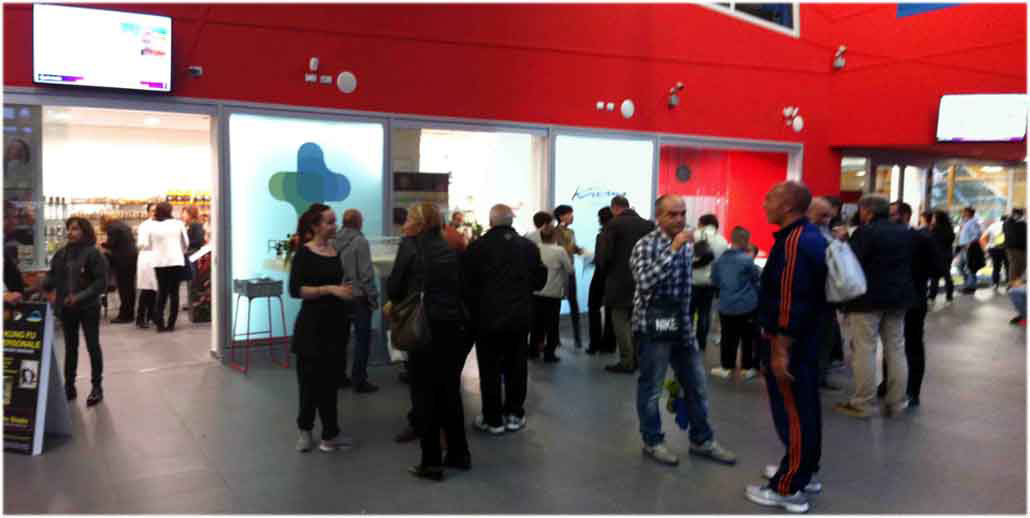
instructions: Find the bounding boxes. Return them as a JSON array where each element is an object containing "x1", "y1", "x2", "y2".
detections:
[
  {"x1": 33, "y1": 4, "x2": 172, "y2": 92},
  {"x1": 937, "y1": 94, "x2": 1028, "y2": 142}
]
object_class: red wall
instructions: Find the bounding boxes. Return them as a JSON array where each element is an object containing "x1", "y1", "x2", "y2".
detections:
[
  {"x1": 659, "y1": 147, "x2": 786, "y2": 253},
  {"x1": 4, "y1": 3, "x2": 1025, "y2": 194}
]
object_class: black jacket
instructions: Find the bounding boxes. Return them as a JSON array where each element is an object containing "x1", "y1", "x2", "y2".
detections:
[
  {"x1": 43, "y1": 243, "x2": 109, "y2": 313},
  {"x1": 102, "y1": 220, "x2": 137, "y2": 258},
  {"x1": 931, "y1": 222, "x2": 956, "y2": 258},
  {"x1": 843, "y1": 218, "x2": 916, "y2": 313},
  {"x1": 462, "y1": 226, "x2": 546, "y2": 335},
  {"x1": 910, "y1": 228, "x2": 946, "y2": 305},
  {"x1": 1004, "y1": 217, "x2": 1026, "y2": 251},
  {"x1": 388, "y1": 232, "x2": 465, "y2": 323},
  {"x1": 596, "y1": 209, "x2": 655, "y2": 308}
]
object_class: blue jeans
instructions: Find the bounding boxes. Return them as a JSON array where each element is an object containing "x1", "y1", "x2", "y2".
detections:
[
  {"x1": 957, "y1": 247, "x2": 977, "y2": 290},
  {"x1": 1010, "y1": 286, "x2": 1027, "y2": 320},
  {"x1": 350, "y1": 298, "x2": 373, "y2": 384},
  {"x1": 636, "y1": 333, "x2": 714, "y2": 447}
]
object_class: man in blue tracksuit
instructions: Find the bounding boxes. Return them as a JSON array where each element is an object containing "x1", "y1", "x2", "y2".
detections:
[{"x1": 745, "y1": 181, "x2": 828, "y2": 514}]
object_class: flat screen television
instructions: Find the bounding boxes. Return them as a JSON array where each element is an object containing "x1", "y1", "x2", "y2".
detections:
[
  {"x1": 33, "y1": 4, "x2": 172, "y2": 93},
  {"x1": 936, "y1": 94, "x2": 1027, "y2": 142}
]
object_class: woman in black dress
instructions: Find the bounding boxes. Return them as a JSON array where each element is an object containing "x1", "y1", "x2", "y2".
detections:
[
  {"x1": 929, "y1": 209, "x2": 956, "y2": 303},
  {"x1": 289, "y1": 203, "x2": 355, "y2": 453},
  {"x1": 388, "y1": 203, "x2": 470, "y2": 481}
]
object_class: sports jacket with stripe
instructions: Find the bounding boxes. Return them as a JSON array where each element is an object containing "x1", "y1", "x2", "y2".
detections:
[{"x1": 757, "y1": 217, "x2": 828, "y2": 341}]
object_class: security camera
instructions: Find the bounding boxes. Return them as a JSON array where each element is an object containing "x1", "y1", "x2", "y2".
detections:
[{"x1": 187, "y1": 66, "x2": 203, "y2": 78}]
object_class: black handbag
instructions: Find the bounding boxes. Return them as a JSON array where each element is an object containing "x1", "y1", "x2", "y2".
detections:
[{"x1": 389, "y1": 240, "x2": 432, "y2": 352}]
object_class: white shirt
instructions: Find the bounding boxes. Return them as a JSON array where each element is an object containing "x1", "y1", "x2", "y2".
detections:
[
  {"x1": 534, "y1": 243, "x2": 574, "y2": 299},
  {"x1": 984, "y1": 220, "x2": 1006, "y2": 249},
  {"x1": 524, "y1": 229, "x2": 542, "y2": 246},
  {"x1": 135, "y1": 219, "x2": 160, "y2": 290},
  {"x1": 145, "y1": 219, "x2": 188, "y2": 268}
]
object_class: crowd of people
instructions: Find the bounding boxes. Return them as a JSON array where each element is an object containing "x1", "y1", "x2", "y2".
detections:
[{"x1": 282, "y1": 180, "x2": 1026, "y2": 511}]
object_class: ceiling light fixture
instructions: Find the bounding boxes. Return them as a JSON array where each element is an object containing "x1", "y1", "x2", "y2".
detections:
[{"x1": 143, "y1": 117, "x2": 161, "y2": 126}]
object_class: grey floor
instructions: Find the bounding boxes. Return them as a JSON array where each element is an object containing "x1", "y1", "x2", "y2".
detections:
[{"x1": 4, "y1": 288, "x2": 1026, "y2": 514}]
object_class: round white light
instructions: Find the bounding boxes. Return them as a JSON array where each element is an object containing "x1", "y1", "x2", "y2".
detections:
[
  {"x1": 621, "y1": 99, "x2": 635, "y2": 119},
  {"x1": 337, "y1": 71, "x2": 357, "y2": 94}
]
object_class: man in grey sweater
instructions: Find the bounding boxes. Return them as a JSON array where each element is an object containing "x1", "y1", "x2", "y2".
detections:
[{"x1": 333, "y1": 209, "x2": 380, "y2": 393}]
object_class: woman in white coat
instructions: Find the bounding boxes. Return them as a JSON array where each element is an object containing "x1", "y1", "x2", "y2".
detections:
[
  {"x1": 146, "y1": 202, "x2": 189, "y2": 332},
  {"x1": 135, "y1": 203, "x2": 159, "y2": 329}
]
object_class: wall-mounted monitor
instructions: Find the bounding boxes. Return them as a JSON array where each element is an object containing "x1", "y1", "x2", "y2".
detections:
[
  {"x1": 33, "y1": 4, "x2": 172, "y2": 93},
  {"x1": 937, "y1": 94, "x2": 1027, "y2": 142}
]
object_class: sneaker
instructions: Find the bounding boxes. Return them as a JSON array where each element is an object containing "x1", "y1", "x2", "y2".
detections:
[
  {"x1": 506, "y1": 415, "x2": 527, "y2": 432},
  {"x1": 319, "y1": 434, "x2": 354, "y2": 452},
  {"x1": 689, "y1": 439, "x2": 737, "y2": 465},
  {"x1": 908, "y1": 395, "x2": 920, "y2": 407},
  {"x1": 763, "y1": 465, "x2": 823, "y2": 493},
  {"x1": 86, "y1": 386, "x2": 103, "y2": 407},
  {"x1": 884, "y1": 400, "x2": 909, "y2": 418},
  {"x1": 296, "y1": 430, "x2": 314, "y2": 452},
  {"x1": 710, "y1": 367, "x2": 732, "y2": 380},
  {"x1": 642, "y1": 443, "x2": 679, "y2": 466},
  {"x1": 740, "y1": 368, "x2": 759, "y2": 381},
  {"x1": 474, "y1": 416, "x2": 505, "y2": 435},
  {"x1": 834, "y1": 401, "x2": 871, "y2": 419},
  {"x1": 745, "y1": 484, "x2": 810, "y2": 513}
]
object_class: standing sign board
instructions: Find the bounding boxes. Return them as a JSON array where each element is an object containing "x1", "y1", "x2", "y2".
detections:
[{"x1": 3, "y1": 302, "x2": 71, "y2": 455}]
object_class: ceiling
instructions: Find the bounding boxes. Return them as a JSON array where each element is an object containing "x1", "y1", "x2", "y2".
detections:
[{"x1": 42, "y1": 106, "x2": 210, "y2": 131}]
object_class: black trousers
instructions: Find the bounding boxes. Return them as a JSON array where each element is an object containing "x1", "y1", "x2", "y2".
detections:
[
  {"x1": 62, "y1": 305, "x2": 103, "y2": 387},
  {"x1": 904, "y1": 304, "x2": 928, "y2": 399},
  {"x1": 588, "y1": 271, "x2": 615, "y2": 352},
  {"x1": 411, "y1": 322, "x2": 470, "y2": 467},
  {"x1": 760, "y1": 336, "x2": 822, "y2": 495},
  {"x1": 155, "y1": 266, "x2": 184, "y2": 329},
  {"x1": 989, "y1": 248, "x2": 1009, "y2": 286},
  {"x1": 112, "y1": 254, "x2": 137, "y2": 320},
  {"x1": 296, "y1": 355, "x2": 341, "y2": 440},
  {"x1": 928, "y1": 274, "x2": 954, "y2": 301},
  {"x1": 531, "y1": 296, "x2": 562, "y2": 357},
  {"x1": 566, "y1": 273, "x2": 583, "y2": 345},
  {"x1": 475, "y1": 331, "x2": 529, "y2": 428},
  {"x1": 689, "y1": 285, "x2": 717, "y2": 351},
  {"x1": 719, "y1": 312, "x2": 757, "y2": 370},
  {"x1": 136, "y1": 289, "x2": 156, "y2": 325}
]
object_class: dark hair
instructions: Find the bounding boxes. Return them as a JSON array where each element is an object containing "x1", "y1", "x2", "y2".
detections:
[
  {"x1": 1014, "y1": 208, "x2": 1026, "y2": 218},
  {"x1": 554, "y1": 205, "x2": 574, "y2": 220},
  {"x1": 933, "y1": 209, "x2": 953, "y2": 234},
  {"x1": 145, "y1": 202, "x2": 156, "y2": 213},
  {"x1": 297, "y1": 203, "x2": 331, "y2": 244},
  {"x1": 533, "y1": 211, "x2": 554, "y2": 229},
  {"x1": 184, "y1": 205, "x2": 200, "y2": 220},
  {"x1": 65, "y1": 217, "x2": 97, "y2": 246},
  {"x1": 895, "y1": 202, "x2": 913, "y2": 221},
  {"x1": 611, "y1": 196, "x2": 630, "y2": 209},
  {"x1": 540, "y1": 225, "x2": 557, "y2": 244},
  {"x1": 154, "y1": 202, "x2": 174, "y2": 221},
  {"x1": 598, "y1": 207, "x2": 614, "y2": 227},
  {"x1": 698, "y1": 214, "x2": 719, "y2": 229},
  {"x1": 858, "y1": 195, "x2": 890, "y2": 220},
  {"x1": 963, "y1": 206, "x2": 976, "y2": 217},
  {"x1": 825, "y1": 196, "x2": 843, "y2": 211},
  {"x1": 920, "y1": 210, "x2": 934, "y2": 223}
]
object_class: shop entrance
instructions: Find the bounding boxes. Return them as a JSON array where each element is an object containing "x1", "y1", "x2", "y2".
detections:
[{"x1": 4, "y1": 104, "x2": 217, "y2": 378}]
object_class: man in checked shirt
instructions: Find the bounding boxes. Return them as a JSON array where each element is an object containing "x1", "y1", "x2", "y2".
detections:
[{"x1": 630, "y1": 194, "x2": 737, "y2": 467}]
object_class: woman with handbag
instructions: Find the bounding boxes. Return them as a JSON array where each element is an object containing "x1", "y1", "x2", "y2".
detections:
[
  {"x1": 43, "y1": 217, "x2": 108, "y2": 406},
  {"x1": 387, "y1": 203, "x2": 470, "y2": 481},
  {"x1": 289, "y1": 203, "x2": 355, "y2": 453}
]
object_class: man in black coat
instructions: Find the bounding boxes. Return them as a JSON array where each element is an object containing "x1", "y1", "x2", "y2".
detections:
[
  {"x1": 596, "y1": 195, "x2": 655, "y2": 374},
  {"x1": 100, "y1": 215, "x2": 138, "y2": 323},
  {"x1": 835, "y1": 195, "x2": 915, "y2": 419},
  {"x1": 463, "y1": 204, "x2": 546, "y2": 434},
  {"x1": 877, "y1": 201, "x2": 945, "y2": 407}
]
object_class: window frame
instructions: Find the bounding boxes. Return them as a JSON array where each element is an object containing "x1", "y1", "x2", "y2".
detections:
[{"x1": 698, "y1": 2, "x2": 800, "y2": 39}]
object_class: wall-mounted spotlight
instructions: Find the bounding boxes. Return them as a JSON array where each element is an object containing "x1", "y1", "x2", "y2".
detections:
[
  {"x1": 833, "y1": 45, "x2": 847, "y2": 70},
  {"x1": 668, "y1": 82, "x2": 685, "y2": 109},
  {"x1": 782, "y1": 106, "x2": 804, "y2": 132}
]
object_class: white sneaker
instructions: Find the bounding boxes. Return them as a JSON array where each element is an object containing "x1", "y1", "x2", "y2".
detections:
[
  {"x1": 506, "y1": 414, "x2": 527, "y2": 432},
  {"x1": 642, "y1": 443, "x2": 680, "y2": 466},
  {"x1": 296, "y1": 430, "x2": 313, "y2": 452},
  {"x1": 710, "y1": 367, "x2": 732, "y2": 379},
  {"x1": 763, "y1": 464, "x2": 823, "y2": 493},
  {"x1": 474, "y1": 416, "x2": 506, "y2": 435},
  {"x1": 319, "y1": 434, "x2": 354, "y2": 452},
  {"x1": 745, "y1": 484, "x2": 810, "y2": 513},
  {"x1": 740, "y1": 369, "x2": 759, "y2": 381}
]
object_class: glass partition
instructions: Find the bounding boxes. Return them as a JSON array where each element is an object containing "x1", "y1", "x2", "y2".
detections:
[{"x1": 228, "y1": 113, "x2": 384, "y2": 341}]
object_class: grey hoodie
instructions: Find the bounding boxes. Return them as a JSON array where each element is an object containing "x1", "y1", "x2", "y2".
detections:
[{"x1": 332, "y1": 227, "x2": 379, "y2": 309}]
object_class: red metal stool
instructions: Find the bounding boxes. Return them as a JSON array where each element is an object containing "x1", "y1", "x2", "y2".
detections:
[{"x1": 228, "y1": 278, "x2": 289, "y2": 373}]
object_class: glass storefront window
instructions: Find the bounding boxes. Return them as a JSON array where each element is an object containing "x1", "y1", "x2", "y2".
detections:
[
  {"x1": 3, "y1": 104, "x2": 43, "y2": 271},
  {"x1": 229, "y1": 113, "x2": 384, "y2": 337},
  {"x1": 554, "y1": 134, "x2": 655, "y2": 314},
  {"x1": 929, "y1": 161, "x2": 1022, "y2": 223}
]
